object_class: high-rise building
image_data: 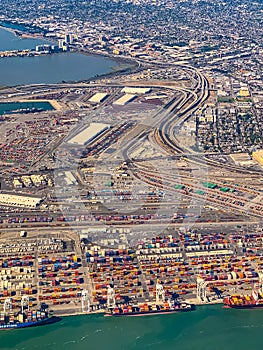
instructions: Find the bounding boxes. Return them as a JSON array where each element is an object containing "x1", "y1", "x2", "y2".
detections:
[
  {"x1": 43, "y1": 44, "x2": 51, "y2": 52},
  {"x1": 58, "y1": 39, "x2": 68, "y2": 51},
  {"x1": 64, "y1": 33, "x2": 74, "y2": 44},
  {"x1": 35, "y1": 45, "x2": 44, "y2": 52},
  {"x1": 58, "y1": 39, "x2": 65, "y2": 49}
]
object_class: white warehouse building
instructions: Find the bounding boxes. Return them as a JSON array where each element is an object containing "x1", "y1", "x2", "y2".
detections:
[
  {"x1": 68, "y1": 123, "x2": 110, "y2": 146},
  {"x1": 0, "y1": 193, "x2": 43, "y2": 208}
]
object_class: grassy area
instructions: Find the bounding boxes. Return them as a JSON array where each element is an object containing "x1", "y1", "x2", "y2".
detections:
[{"x1": 217, "y1": 96, "x2": 234, "y2": 103}]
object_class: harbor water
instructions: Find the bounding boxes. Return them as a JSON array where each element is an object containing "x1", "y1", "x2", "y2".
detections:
[
  {"x1": 0, "y1": 25, "x2": 49, "y2": 51},
  {"x1": 1, "y1": 305, "x2": 263, "y2": 350},
  {"x1": 0, "y1": 26, "x2": 120, "y2": 86},
  {"x1": 0, "y1": 101, "x2": 54, "y2": 115}
]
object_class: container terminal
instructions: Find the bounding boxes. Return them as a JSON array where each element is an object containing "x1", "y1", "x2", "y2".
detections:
[
  {"x1": 0, "y1": 65, "x2": 262, "y2": 319},
  {"x1": 0, "y1": 225, "x2": 263, "y2": 317}
]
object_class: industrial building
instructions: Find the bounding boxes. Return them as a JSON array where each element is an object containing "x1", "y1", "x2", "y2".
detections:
[
  {"x1": 65, "y1": 171, "x2": 77, "y2": 186},
  {"x1": 230, "y1": 153, "x2": 256, "y2": 167},
  {"x1": 252, "y1": 149, "x2": 263, "y2": 167},
  {"x1": 121, "y1": 87, "x2": 152, "y2": 94},
  {"x1": 68, "y1": 123, "x2": 110, "y2": 146},
  {"x1": 113, "y1": 94, "x2": 137, "y2": 106},
  {"x1": 0, "y1": 193, "x2": 43, "y2": 208},
  {"x1": 13, "y1": 179, "x2": 23, "y2": 189},
  {"x1": 88, "y1": 93, "x2": 109, "y2": 103}
]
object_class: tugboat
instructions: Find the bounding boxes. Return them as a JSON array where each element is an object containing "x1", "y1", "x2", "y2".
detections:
[
  {"x1": 0, "y1": 297, "x2": 61, "y2": 330},
  {"x1": 104, "y1": 282, "x2": 195, "y2": 317}
]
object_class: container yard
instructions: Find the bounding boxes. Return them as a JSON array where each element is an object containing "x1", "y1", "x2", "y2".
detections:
[
  {"x1": 0, "y1": 227, "x2": 262, "y2": 316},
  {"x1": 0, "y1": 235, "x2": 86, "y2": 314},
  {"x1": 0, "y1": 111, "x2": 77, "y2": 175},
  {"x1": 0, "y1": 77, "x2": 262, "y2": 321}
]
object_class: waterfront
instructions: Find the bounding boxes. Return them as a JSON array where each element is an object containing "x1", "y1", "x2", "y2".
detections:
[
  {"x1": 0, "y1": 101, "x2": 54, "y2": 115},
  {"x1": 0, "y1": 26, "x2": 49, "y2": 51},
  {"x1": 1, "y1": 305, "x2": 263, "y2": 350},
  {"x1": 0, "y1": 26, "x2": 120, "y2": 86}
]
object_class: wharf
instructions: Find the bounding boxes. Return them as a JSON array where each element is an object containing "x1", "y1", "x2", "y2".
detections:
[
  {"x1": 19, "y1": 99, "x2": 62, "y2": 110},
  {"x1": 0, "y1": 229, "x2": 261, "y2": 318}
]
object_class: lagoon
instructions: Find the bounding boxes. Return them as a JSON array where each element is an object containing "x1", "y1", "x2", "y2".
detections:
[
  {"x1": 0, "y1": 27, "x2": 120, "y2": 87},
  {"x1": 0, "y1": 25, "x2": 49, "y2": 51}
]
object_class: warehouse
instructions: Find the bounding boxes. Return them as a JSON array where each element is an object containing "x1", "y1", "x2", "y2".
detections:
[
  {"x1": 252, "y1": 149, "x2": 263, "y2": 167},
  {"x1": 0, "y1": 193, "x2": 43, "y2": 208},
  {"x1": 121, "y1": 87, "x2": 152, "y2": 94},
  {"x1": 65, "y1": 171, "x2": 77, "y2": 185},
  {"x1": 113, "y1": 94, "x2": 137, "y2": 106},
  {"x1": 68, "y1": 123, "x2": 110, "y2": 146},
  {"x1": 88, "y1": 93, "x2": 109, "y2": 103}
]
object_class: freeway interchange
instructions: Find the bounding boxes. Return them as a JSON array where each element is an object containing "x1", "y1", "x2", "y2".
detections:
[{"x1": 0, "y1": 62, "x2": 262, "y2": 231}]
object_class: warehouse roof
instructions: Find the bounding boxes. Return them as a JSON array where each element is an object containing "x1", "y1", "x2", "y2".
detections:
[
  {"x1": 113, "y1": 94, "x2": 137, "y2": 106},
  {"x1": 68, "y1": 123, "x2": 110, "y2": 146},
  {"x1": 88, "y1": 93, "x2": 109, "y2": 103},
  {"x1": 0, "y1": 193, "x2": 43, "y2": 208},
  {"x1": 121, "y1": 87, "x2": 151, "y2": 94}
]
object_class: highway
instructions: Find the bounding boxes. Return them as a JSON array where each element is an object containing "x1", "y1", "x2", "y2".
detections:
[
  {"x1": 108, "y1": 63, "x2": 263, "y2": 218},
  {"x1": 0, "y1": 220, "x2": 259, "y2": 236},
  {"x1": 2, "y1": 62, "x2": 262, "y2": 223}
]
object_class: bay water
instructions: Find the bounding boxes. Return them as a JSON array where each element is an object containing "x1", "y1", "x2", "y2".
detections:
[
  {"x1": 0, "y1": 26, "x2": 119, "y2": 86},
  {"x1": 1, "y1": 305, "x2": 263, "y2": 350}
]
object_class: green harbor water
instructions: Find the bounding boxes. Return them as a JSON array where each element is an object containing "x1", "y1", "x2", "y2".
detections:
[
  {"x1": 0, "y1": 101, "x2": 54, "y2": 115},
  {"x1": 1, "y1": 305, "x2": 263, "y2": 350}
]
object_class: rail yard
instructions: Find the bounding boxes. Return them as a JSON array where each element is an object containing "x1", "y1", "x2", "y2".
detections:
[{"x1": 0, "y1": 61, "x2": 262, "y2": 315}]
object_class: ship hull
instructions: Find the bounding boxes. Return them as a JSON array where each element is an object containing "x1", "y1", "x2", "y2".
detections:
[
  {"x1": 0, "y1": 316, "x2": 61, "y2": 330},
  {"x1": 224, "y1": 304, "x2": 263, "y2": 309},
  {"x1": 105, "y1": 305, "x2": 195, "y2": 317}
]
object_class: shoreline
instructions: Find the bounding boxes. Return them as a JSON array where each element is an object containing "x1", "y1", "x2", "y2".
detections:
[
  {"x1": 52, "y1": 299, "x2": 224, "y2": 318},
  {"x1": 17, "y1": 99, "x2": 63, "y2": 111},
  {"x1": 0, "y1": 25, "x2": 17, "y2": 35},
  {"x1": 0, "y1": 24, "x2": 49, "y2": 42},
  {"x1": 0, "y1": 22, "x2": 139, "y2": 88}
]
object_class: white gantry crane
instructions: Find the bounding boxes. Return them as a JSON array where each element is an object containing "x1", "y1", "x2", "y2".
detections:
[
  {"x1": 3, "y1": 298, "x2": 13, "y2": 314},
  {"x1": 81, "y1": 289, "x2": 91, "y2": 313},
  {"x1": 258, "y1": 272, "x2": 263, "y2": 294},
  {"x1": 251, "y1": 272, "x2": 263, "y2": 300},
  {"x1": 21, "y1": 295, "x2": 30, "y2": 314},
  {"x1": 196, "y1": 277, "x2": 207, "y2": 303},
  {"x1": 156, "y1": 281, "x2": 165, "y2": 303},
  {"x1": 107, "y1": 285, "x2": 116, "y2": 309}
]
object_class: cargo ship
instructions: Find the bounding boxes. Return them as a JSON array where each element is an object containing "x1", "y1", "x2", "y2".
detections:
[
  {"x1": 0, "y1": 309, "x2": 61, "y2": 330},
  {"x1": 105, "y1": 300, "x2": 195, "y2": 317},
  {"x1": 223, "y1": 289, "x2": 263, "y2": 309}
]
